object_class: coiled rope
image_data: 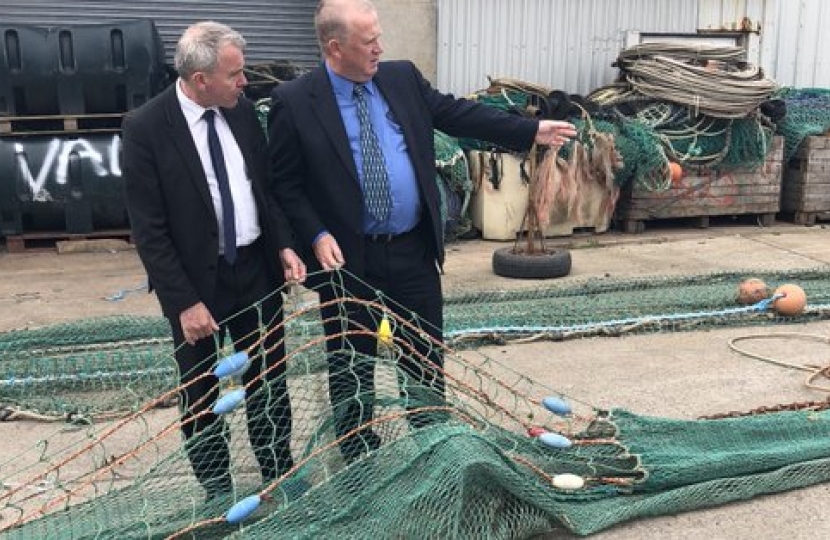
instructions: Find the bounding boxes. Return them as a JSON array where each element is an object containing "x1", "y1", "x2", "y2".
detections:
[{"x1": 597, "y1": 43, "x2": 779, "y2": 118}]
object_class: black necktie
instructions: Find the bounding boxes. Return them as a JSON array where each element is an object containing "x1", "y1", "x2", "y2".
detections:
[
  {"x1": 353, "y1": 84, "x2": 392, "y2": 222},
  {"x1": 203, "y1": 109, "x2": 237, "y2": 264}
]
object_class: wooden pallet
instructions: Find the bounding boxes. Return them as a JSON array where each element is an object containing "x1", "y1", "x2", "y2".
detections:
[
  {"x1": 616, "y1": 137, "x2": 783, "y2": 234},
  {"x1": 777, "y1": 210, "x2": 830, "y2": 226},
  {"x1": 619, "y1": 212, "x2": 777, "y2": 234},
  {"x1": 779, "y1": 135, "x2": 830, "y2": 223},
  {"x1": 2, "y1": 229, "x2": 132, "y2": 253},
  {"x1": 0, "y1": 113, "x2": 124, "y2": 137}
]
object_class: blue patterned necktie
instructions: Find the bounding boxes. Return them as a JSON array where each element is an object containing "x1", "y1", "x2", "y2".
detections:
[
  {"x1": 353, "y1": 84, "x2": 392, "y2": 222},
  {"x1": 203, "y1": 109, "x2": 237, "y2": 264}
]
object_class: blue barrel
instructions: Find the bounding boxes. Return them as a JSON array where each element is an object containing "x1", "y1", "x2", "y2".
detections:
[{"x1": 0, "y1": 134, "x2": 127, "y2": 235}]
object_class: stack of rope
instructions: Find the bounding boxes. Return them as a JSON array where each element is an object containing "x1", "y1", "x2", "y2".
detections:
[{"x1": 592, "y1": 43, "x2": 779, "y2": 119}]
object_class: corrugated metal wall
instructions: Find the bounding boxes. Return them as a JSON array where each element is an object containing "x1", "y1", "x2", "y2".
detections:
[
  {"x1": 438, "y1": 0, "x2": 699, "y2": 96},
  {"x1": 699, "y1": 0, "x2": 830, "y2": 88},
  {"x1": 438, "y1": 0, "x2": 829, "y2": 97},
  {"x1": 1, "y1": 0, "x2": 319, "y2": 68}
]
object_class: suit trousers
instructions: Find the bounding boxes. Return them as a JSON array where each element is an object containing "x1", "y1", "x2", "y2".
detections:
[
  {"x1": 169, "y1": 240, "x2": 293, "y2": 493},
  {"x1": 319, "y1": 223, "x2": 446, "y2": 461}
]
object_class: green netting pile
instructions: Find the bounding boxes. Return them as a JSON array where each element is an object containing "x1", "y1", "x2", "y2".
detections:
[
  {"x1": 2, "y1": 268, "x2": 830, "y2": 538},
  {"x1": 455, "y1": 86, "x2": 665, "y2": 189},
  {"x1": 0, "y1": 316, "x2": 171, "y2": 420},
  {"x1": 566, "y1": 116, "x2": 667, "y2": 190},
  {"x1": 458, "y1": 83, "x2": 778, "y2": 194},
  {"x1": 586, "y1": 99, "x2": 777, "y2": 185},
  {"x1": 445, "y1": 267, "x2": 830, "y2": 344},
  {"x1": 434, "y1": 130, "x2": 474, "y2": 240},
  {"x1": 456, "y1": 89, "x2": 531, "y2": 151},
  {"x1": 619, "y1": 102, "x2": 775, "y2": 171},
  {"x1": 583, "y1": 42, "x2": 781, "y2": 183},
  {"x1": 772, "y1": 87, "x2": 830, "y2": 162}
]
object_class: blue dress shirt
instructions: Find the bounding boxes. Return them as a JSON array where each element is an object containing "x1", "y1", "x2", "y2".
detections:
[{"x1": 327, "y1": 66, "x2": 421, "y2": 235}]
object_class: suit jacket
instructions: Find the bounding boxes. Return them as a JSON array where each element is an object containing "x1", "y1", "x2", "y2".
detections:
[
  {"x1": 122, "y1": 84, "x2": 294, "y2": 319},
  {"x1": 268, "y1": 60, "x2": 538, "y2": 279}
]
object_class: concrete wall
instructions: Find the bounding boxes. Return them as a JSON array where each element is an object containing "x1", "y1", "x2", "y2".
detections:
[{"x1": 374, "y1": 0, "x2": 438, "y2": 84}]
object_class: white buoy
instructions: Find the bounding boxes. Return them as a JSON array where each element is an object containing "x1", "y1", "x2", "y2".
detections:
[{"x1": 552, "y1": 473, "x2": 585, "y2": 490}]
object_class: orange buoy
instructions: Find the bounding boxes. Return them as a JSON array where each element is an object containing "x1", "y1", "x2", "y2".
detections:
[
  {"x1": 668, "y1": 162, "x2": 683, "y2": 184},
  {"x1": 772, "y1": 284, "x2": 807, "y2": 316},
  {"x1": 736, "y1": 278, "x2": 770, "y2": 305}
]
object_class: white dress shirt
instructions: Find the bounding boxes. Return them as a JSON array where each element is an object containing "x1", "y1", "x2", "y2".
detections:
[{"x1": 176, "y1": 79, "x2": 260, "y2": 255}]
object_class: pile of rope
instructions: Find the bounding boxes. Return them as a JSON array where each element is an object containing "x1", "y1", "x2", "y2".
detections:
[{"x1": 591, "y1": 43, "x2": 779, "y2": 118}]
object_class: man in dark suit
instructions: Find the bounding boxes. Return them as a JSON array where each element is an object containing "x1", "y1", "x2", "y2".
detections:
[
  {"x1": 122, "y1": 21, "x2": 306, "y2": 498},
  {"x1": 268, "y1": 0, "x2": 576, "y2": 462}
]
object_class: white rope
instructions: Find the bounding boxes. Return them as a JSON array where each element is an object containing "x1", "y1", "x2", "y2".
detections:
[{"x1": 603, "y1": 43, "x2": 779, "y2": 118}]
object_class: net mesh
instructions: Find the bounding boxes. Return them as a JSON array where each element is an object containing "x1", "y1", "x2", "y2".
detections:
[
  {"x1": 434, "y1": 130, "x2": 474, "y2": 241},
  {"x1": 2, "y1": 268, "x2": 830, "y2": 538},
  {"x1": 772, "y1": 87, "x2": 830, "y2": 162},
  {"x1": 457, "y1": 82, "x2": 778, "y2": 195},
  {"x1": 457, "y1": 45, "x2": 825, "y2": 198}
]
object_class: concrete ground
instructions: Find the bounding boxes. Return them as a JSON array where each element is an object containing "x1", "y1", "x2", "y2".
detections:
[{"x1": 1, "y1": 219, "x2": 830, "y2": 538}]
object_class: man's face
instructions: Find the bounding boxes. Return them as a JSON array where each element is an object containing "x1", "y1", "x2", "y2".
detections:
[
  {"x1": 198, "y1": 43, "x2": 247, "y2": 108},
  {"x1": 331, "y1": 10, "x2": 383, "y2": 82}
]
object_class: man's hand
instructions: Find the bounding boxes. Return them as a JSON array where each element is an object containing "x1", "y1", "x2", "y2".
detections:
[
  {"x1": 535, "y1": 120, "x2": 578, "y2": 149},
  {"x1": 279, "y1": 248, "x2": 307, "y2": 283},
  {"x1": 179, "y1": 302, "x2": 219, "y2": 345},
  {"x1": 312, "y1": 233, "x2": 345, "y2": 271}
]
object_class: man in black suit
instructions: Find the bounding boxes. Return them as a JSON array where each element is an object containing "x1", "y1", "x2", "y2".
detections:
[
  {"x1": 122, "y1": 21, "x2": 306, "y2": 498},
  {"x1": 268, "y1": 0, "x2": 576, "y2": 462}
]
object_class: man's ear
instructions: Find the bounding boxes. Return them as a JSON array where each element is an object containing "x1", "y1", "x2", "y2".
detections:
[
  {"x1": 193, "y1": 71, "x2": 207, "y2": 88},
  {"x1": 326, "y1": 39, "x2": 340, "y2": 58}
]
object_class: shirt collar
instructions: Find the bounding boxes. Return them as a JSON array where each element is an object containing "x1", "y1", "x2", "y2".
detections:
[
  {"x1": 176, "y1": 78, "x2": 218, "y2": 127},
  {"x1": 325, "y1": 63, "x2": 378, "y2": 100}
]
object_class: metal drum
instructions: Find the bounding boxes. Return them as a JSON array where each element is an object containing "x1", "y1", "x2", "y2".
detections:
[{"x1": 0, "y1": 134, "x2": 126, "y2": 235}]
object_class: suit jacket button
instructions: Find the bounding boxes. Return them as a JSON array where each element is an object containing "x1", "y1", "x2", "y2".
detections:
[{"x1": 209, "y1": 264, "x2": 216, "y2": 271}]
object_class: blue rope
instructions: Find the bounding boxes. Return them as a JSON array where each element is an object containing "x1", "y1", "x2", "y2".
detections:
[{"x1": 446, "y1": 296, "x2": 800, "y2": 339}]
